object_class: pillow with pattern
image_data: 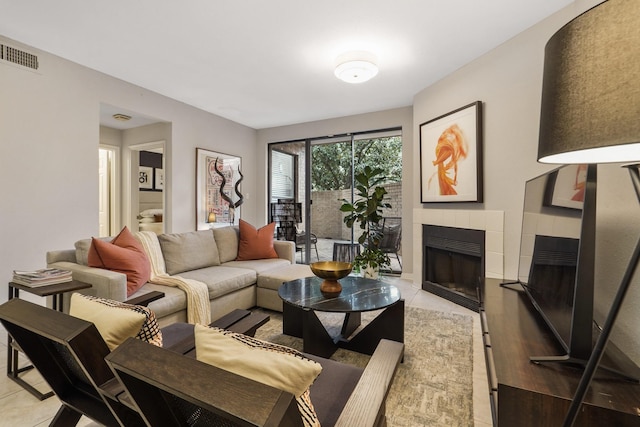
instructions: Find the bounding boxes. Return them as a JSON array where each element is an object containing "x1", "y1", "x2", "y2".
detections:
[
  {"x1": 70, "y1": 293, "x2": 162, "y2": 350},
  {"x1": 195, "y1": 324, "x2": 321, "y2": 427}
]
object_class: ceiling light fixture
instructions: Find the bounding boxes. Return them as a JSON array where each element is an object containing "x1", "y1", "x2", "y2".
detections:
[
  {"x1": 334, "y1": 51, "x2": 378, "y2": 84},
  {"x1": 112, "y1": 113, "x2": 132, "y2": 121}
]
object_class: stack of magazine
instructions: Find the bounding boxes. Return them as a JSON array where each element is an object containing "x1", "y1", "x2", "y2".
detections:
[{"x1": 12, "y1": 268, "x2": 73, "y2": 287}]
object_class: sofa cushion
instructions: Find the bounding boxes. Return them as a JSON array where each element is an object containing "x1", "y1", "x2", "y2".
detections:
[
  {"x1": 87, "y1": 226, "x2": 151, "y2": 296},
  {"x1": 179, "y1": 265, "x2": 256, "y2": 299},
  {"x1": 256, "y1": 264, "x2": 314, "y2": 291},
  {"x1": 75, "y1": 236, "x2": 112, "y2": 266},
  {"x1": 236, "y1": 220, "x2": 278, "y2": 261},
  {"x1": 131, "y1": 284, "x2": 187, "y2": 322},
  {"x1": 195, "y1": 325, "x2": 321, "y2": 426},
  {"x1": 224, "y1": 258, "x2": 292, "y2": 275},
  {"x1": 158, "y1": 230, "x2": 221, "y2": 275},
  {"x1": 70, "y1": 293, "x2": 162, "y2": 350},
  {"x1": 212, "y1": 226, "x2": 239, "y2": 263}
]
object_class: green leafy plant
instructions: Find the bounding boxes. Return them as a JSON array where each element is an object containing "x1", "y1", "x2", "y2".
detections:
[{"x1": 339, "y1": 166, "x2": 392, "y2": 271}]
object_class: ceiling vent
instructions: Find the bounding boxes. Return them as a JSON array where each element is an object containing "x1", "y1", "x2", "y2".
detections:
[{"x1": 1, "y1": 44, "x2": 39, "y2": 70}]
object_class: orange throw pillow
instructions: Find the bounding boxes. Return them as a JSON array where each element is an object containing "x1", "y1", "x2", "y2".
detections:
[
  {"x1": 236, "y1": 219, "x2": 278, "y2": 261},
  {"x1": 88, "y1": 226, "x2": 151, "y2": 296}
]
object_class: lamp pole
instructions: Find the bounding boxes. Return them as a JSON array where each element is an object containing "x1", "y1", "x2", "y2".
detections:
[{"x1": 563, "y1": 164, "x2": 640, "y2": 426}]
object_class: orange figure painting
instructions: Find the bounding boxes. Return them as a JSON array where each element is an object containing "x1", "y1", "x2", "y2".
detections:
[
  {"x1": 428, "y1": 124, "x2": 468, "y2": 195},
  {"x1": 571, "y1": 164, "x2": 587, "y2": 202}
]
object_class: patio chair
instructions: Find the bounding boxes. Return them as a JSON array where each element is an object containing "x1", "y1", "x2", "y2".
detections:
[
  {"x1": 295, "y1": 231, "x2": 319, "y2": 262},
  {"x1": 373, "y1": 217, "x2": 402, "y2": 269},
  {"x1": 106, "y1": 336, "x2": 404, "y2": 426}
]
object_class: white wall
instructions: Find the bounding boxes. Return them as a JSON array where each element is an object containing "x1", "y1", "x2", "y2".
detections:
[
  {"x1": 0, "y1": 35, "x2": 258, "y2": 304},
  {"x1": 412, "y1": 0, "x2": 640, "y2": 363},
  {"x1": 256, "y1": 107, "x2": 414, "y2": 278},
  {"x1": 413, "y1": 8, "x2": 569, "y2": 281}
]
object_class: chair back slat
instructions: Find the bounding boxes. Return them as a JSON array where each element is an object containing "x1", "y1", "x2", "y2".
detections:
[{"x1": 107, "y1": 337, "x2": 303, "y2": 427}]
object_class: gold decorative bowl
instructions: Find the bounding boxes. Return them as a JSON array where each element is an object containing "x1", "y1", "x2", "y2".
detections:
[{"x1": 310, "y1": 261, "x2": 352, "y2": 296}]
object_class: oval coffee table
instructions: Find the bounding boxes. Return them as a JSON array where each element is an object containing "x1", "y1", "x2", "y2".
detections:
[{"x1": 278, "y1": 276, "x2": 404, "y2": 358}]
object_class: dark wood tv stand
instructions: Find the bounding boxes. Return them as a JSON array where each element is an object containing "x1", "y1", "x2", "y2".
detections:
[{"x1": 481, "y1": 278, "x2": 640, "y2": 426}]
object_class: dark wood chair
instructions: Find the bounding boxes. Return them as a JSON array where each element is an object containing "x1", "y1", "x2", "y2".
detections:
[
  {"x1": 0, "y1": 298, "x2": 146, "y2": 427},
  {"x1": 0, "y1": 297, "x2": 270, "y2": 427},
  {"x1": 106, "y1": 336, "x2": 404, "y2": 426}
]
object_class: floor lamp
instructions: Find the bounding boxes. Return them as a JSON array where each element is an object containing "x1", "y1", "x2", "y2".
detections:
[{"x1": 536, "y1": 1, "x2": 640, "y2": 426}]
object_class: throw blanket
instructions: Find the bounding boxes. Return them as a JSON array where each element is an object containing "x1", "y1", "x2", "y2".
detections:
[{"x1": 135, "y1": 231, "x2": 211, "y2": 325}]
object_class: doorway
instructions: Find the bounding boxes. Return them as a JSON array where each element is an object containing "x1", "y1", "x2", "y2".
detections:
[
  {"x1": 98, "y1": 145, "x2": 120, "y2": 237},
  {"x1": 99, "y1": 103, "x2": 168, "y2": 236},
  {"x1": 267, "y1": 128, "x2": 403, "y2": 271},
  {"x1": 125, "y1": 141, "x2": 166, "y2": 234}
]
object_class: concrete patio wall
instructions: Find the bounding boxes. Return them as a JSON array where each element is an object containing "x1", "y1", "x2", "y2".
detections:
[{"x1": 311, "y1": 182, "x2": 402, "y2": 241}]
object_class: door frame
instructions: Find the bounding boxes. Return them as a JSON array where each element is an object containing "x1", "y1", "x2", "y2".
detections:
[{"x1": 98, "y1": 144, "x2": 121, "y2": 236}]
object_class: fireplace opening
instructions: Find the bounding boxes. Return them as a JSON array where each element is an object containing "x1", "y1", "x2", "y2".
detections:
[{"x1": 422, "y1": 225, "x2": 485, "y2": 311}]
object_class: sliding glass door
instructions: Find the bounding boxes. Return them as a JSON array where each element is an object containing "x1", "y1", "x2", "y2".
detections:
[{"x1": 268, "y1": 128, "x2": 402, "y2": 271}]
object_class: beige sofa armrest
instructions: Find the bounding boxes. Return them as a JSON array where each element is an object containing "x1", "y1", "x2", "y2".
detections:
[
  {"x1": 273, "y1": 240, "x2": 296, "y2": 264},
  {"x1": 46, "y1": 261, "x2": 128, "y2": 302},
  {"x1": 46, "y1": 249, "x2": 76, "y2": 264}
]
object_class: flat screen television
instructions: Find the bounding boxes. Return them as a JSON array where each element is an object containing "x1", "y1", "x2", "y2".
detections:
[{"x1": 517, "y1": 164, "x2": 596, "y2": 365}]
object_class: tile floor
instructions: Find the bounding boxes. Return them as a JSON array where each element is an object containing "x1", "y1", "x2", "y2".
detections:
[{"x1": 0, "y1": 277, "x2": 493, "y2": 427}]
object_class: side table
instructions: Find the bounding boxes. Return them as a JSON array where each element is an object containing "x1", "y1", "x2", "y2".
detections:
[
  {"x1": 7, "y1": 279, "x2": 91, "y2": 400},
  {"x1": 279, "y1": 276, "x2": 404, "y2": 358}
]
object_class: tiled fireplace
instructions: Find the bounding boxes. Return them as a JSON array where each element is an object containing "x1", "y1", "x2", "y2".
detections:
[{"x1": 413, "y1": 209, "x2": 504, "y2": 310}]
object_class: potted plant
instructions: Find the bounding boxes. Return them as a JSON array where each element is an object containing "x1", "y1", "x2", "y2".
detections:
[{"x1": 340, "y1": 166, "x2": 391, "y2": 278}]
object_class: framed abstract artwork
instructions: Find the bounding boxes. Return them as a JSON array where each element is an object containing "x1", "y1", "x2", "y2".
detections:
[
  {"x1": 419, "y1": 101, "x2": 483, "y2": 203},
  {"x1": 139, "y1": 166, "x2": 153, "y2": 190},
  {"x1": 196, "y1": 148, "x2": 244, "y2": 229}
]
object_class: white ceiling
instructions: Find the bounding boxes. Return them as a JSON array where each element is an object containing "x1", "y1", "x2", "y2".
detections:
[{"x1": 1, "y1": 0, "x2": 574, "y2": 129}]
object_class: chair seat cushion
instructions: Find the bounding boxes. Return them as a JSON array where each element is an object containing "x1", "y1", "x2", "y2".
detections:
[
  {"x1": 305, "y1": 353, "x2": 364, "y2": 427},
  {"x1": 160, "y1": 322, "x2": 195, "y2": 350}
]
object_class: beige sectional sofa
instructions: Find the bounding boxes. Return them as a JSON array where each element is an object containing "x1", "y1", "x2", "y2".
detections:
[{"x1": 46, "y1": 226, "x2": 311, "y2": 327}]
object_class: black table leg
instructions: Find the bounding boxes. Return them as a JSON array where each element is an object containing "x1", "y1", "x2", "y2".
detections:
[
  {"x1": 301, "y1": 309, "x2": 337, "y2": 358},
  {"x1": 339, "y1": 299, "x2": 405, "y2": 356},
  {"x1": 341, "y1": 312, "x2": 361, "y2": 338}
]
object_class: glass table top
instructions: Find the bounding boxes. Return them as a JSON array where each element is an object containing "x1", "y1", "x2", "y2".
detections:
[{"x1": 278, "y1": 276, "x2": 401, "y2": 313}]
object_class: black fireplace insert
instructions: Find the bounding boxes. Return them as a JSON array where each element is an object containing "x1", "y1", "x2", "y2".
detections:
[{"x1": 422, "y1": 224, "x2": 485, "y2": 311}]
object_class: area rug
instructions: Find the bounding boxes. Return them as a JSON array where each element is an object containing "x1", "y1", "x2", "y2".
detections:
[{"x1": 253, "y1": 306, "x2": 474, "y2": 427}]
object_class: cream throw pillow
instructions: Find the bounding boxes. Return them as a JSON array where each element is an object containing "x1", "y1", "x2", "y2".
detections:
[
  {"x1": 195, "y1": 324, "x2": 321, "y2": 426},
  {"x1": 70, "y1": 293, "x2": 146, "y2": 351}
]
